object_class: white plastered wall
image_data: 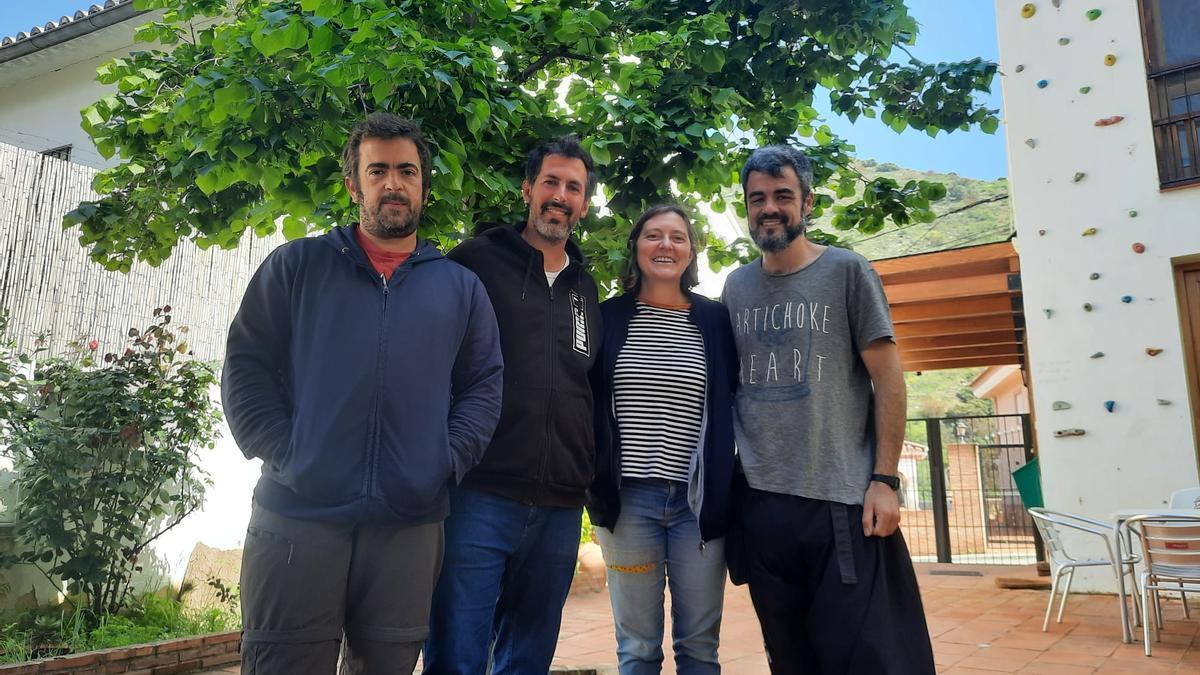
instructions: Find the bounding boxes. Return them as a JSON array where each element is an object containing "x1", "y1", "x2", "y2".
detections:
[{"x1": 995, "y1": 1, "x2": 1200, "y2": 591}]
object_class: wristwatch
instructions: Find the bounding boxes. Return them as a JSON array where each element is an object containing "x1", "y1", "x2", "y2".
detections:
[{"x1": 870, "y1": 473, "x2": 900, "y2": 490}]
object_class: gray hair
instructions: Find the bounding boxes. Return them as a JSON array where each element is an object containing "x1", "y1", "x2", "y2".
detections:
[{"x1": 739, "y1": 145, "x2": 814, "y2": 199}]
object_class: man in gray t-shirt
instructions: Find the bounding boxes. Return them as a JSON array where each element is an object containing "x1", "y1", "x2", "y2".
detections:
[{"x1": 722, "y1": 145, "x2": 934, "y2": 674}]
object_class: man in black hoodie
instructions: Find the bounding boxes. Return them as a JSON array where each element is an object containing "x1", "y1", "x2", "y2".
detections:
[{"x1": 423, "y1": 136, "x2": 602, "y2": 674}]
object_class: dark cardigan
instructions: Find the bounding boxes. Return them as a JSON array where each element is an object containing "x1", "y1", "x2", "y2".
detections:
[{"x1": 586, "y1": 291, "x2": 739, "y2": 542}]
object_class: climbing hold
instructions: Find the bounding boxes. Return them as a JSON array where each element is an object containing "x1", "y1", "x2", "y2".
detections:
[
  {"x1": 1052, "y1": 401, "x2": 1071, "y2": 411},
  {"x1": 1015, "y1": 64, "x2": 1026, "y2": 73},
  {"x1": 1157, "y1": 399, "x2": 1172, "y2": 406},
  {"x1": 1146, "y1": 347, "x2": 1163, "y2": 356},
  {"x1": 1104, "y1": 400, "x2": 1115, "y2": 412},
  {"x1": 1059, "y1": 37, "x2": 1071, "y2": 46},
  {"x1": 1094, "y1": 115, "x2": 1125, "y2": 126},
  {"x1": 1037, "y1": 79, "x2": 1049, "y2": 88},
  {"x1": 1090, "y1": 352, "x2": 1104, "y2": 359},
  {"x1": 1104, "y1": 54, "x2": 1117, "y2": 66},
  {"x1": 1054, "y1": 428, "x2": 1086, "y2": 438},
  {"x1": 1128, "y1": 209, "x2": 1138, "y2": 217},
  {"x1": 1082, "y1": 227, "x2": 1097, "y2": 236},
  {"x1": 1079, "y1": 86, "x2": 1091, "y2": 94},
  {"x1": 1025, "y1": 138, "x2": 1037, "y2": 148},
  {"x1": 1044, "y1": 308, "x2": 1054, "y2": 318},
  {"x1": 1073, "y1": 172, "x2": 1086, "y2": 182},
  {"x1": 1052, "y1": 0, "x2": 1061, "y2": 6},
  {"x1": 1087, "y1": 8, "x2": 1102, "y2": 20},
  {"x1": 1082, "y1": 303, "x2": 1093, "y2": 312},
  {"x1": 1021, "y1": 3, "x2": 1037, "y2": 18},
  {"x1": 1132, "y1": 242, "x2": 1145, "y2": 253},
  {"x1": 1121, "y1": 295, "x2": 1133, "y2": 303},
  {"x1": 1038, "y1": 229, "x2": 1047, "y2": 236},
  {"x1": 1089, "y1": 272, "x2": 1100, "y2": 280}
]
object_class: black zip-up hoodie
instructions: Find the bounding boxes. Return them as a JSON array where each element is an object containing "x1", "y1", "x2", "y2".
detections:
[{"x1": 447, "y1": 224, "x2": 602, "y2": 507}]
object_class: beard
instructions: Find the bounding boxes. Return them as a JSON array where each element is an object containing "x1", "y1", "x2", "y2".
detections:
[
  {"x1": 359, "y1": 191, "x2": 421, "y2": 240},
  {"x1": 529, "y1": 202, "x2": 576, "y2": 242},
  {"x1": 752, "y1": 212, "x2": 805, "y2": 253}
]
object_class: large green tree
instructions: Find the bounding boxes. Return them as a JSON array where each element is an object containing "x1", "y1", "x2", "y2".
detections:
[{"x1": 67, "y1": 0, "x2": 997, "y2": 286}]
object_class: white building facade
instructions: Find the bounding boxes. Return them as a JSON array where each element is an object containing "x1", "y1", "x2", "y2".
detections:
[{"x1": 995, "y1": 1, "x2": 1200, "y2": 589}]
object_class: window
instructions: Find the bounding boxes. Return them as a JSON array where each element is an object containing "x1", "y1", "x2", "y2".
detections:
[
  {"x1": 1138, "y1": 0, "x2": 1200, "y2": 189},
  {"x1": 41, "y1": 144, "x2": 71, "y2": 161}
]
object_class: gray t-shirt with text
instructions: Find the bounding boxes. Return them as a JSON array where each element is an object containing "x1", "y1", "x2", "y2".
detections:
[{"x1": 721, "y1": 246, "x2": 894, "y2": 505}]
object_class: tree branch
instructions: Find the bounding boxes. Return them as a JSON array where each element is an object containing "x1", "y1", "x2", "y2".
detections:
[
  {"x1": 934, "y1": 192, "x2": 1008, "y2": 219},
  {"x1": 511, "y1": 47, "x2": 592, "y2": 87}
]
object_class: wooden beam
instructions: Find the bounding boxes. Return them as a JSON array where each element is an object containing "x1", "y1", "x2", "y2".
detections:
[
  {"x1": 874, "y1": 257, "x2": 1014, "y2": 286},
  {"x1": 903, "y1": 353, "x2": 1023, "y2": 372},
  {"x1": 883, "y1": 273, "x2": 1018, "y2": 305},
  {"x1": 872, "y1": 241, "x2": 1017, "y2": 277},
  {"x1": 900, "y1": 343, "x2": 1022, "y2": 360},
  {"x1": 897, "y1": 330, "x2": 1024, "y2": 352},
  {"x1": 891, "y1": 295, "x2": 1018, "y2": 323},
  {"x1": 894, "y1": 314, "x2": 1021, "y2": 338}
]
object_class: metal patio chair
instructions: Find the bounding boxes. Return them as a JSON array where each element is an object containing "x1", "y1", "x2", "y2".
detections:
[
  {"x1": 1168, "y1": 487, "x2": 1200, "y2": 509},
  {"x1": 1027, "y1": 507, "x2": 1141, "y2": 632},
  {"x1": 1126, "y1": 514, "x2": 1200, "y2": 656}
]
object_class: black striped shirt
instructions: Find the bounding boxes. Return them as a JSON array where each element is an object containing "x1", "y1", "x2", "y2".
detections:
[{"x1": 614, "y1": 302, "x2": 707, "y2": 482}]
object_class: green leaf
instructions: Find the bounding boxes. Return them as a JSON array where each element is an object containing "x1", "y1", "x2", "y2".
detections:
[
  {"x1": 980, "y1": 117, "x2": 999, "y2": 135},
  {"x1": 700, "y1": 49, "x2": 725, "y2": 74}
]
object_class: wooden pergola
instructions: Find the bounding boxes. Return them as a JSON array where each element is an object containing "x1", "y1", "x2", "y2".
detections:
[{"x1": 871, "y1": 240, "x2": 1025, "y2": 372}]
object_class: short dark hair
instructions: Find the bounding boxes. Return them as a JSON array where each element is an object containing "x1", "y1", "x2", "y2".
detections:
[
  {"x1": 525, "y1": 135, "x2": 598, "y2": 200},
  {"x1": 342, "y1": 112, "x2": 432, "y2": 196},
  {"x1": 621, "y1": 204, "x2": 701, "y2": 295},
  {"x1": 740, "y1": 144, "x2": 814, "y2": 199}
]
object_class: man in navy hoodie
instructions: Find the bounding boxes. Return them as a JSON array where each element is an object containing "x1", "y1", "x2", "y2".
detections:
[
  {"x1": 423, "y1": 136, "x2": 602, "y2": 674},
  {"x1": 222, "y1": 113, "x2": 504, "y2": 675}
]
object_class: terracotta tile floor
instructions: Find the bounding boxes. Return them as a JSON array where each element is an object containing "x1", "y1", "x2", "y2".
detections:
[{"x1": 203, "y1": 563, "x2": 1200, "y2": 674}]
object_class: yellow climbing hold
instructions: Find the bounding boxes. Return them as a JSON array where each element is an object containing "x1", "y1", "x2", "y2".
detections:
[
  {"x1": 1104, "y1": 54, "x2": 1117, "y2": 66},
  {"x1": 1082, "y1": 227, "x2": 1097, "y2": 236},
  {"x1": 1021, "y1": 3, "x2": 1036, "y2": 18}
]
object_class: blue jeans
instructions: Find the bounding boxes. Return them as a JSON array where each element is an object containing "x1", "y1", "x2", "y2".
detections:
[
  {"x1": 595, "y1": 478, "x2": 726, "y2": 675},
  {"x1": 423, "y1": 487, "x2": 582, "y2": 675}
]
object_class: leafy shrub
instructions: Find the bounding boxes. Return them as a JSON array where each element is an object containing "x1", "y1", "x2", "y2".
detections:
[{"x1": 0, "y1": 309, "x2": 221, "y2": 618}]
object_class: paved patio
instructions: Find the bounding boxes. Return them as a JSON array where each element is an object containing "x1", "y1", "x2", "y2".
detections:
[{"x1": 204, "y1": 563, "x2": 1200, "y2": 674}]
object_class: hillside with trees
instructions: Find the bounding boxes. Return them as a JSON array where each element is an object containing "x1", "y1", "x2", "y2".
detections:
[{"x1": 824, "y1": 160, "x2": 1012, "y2": 261}]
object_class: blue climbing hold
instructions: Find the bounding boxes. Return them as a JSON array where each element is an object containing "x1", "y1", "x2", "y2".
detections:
[
  {"x1": 1104, "y1": 400, "x2": 1115, "y2": 412},
  {"x1": 1037, "y1": 79, "x2": 1049, "y2": 88},
  {"x1": 1121, "y1": 296, "x2": 1133, "y2": 303}
]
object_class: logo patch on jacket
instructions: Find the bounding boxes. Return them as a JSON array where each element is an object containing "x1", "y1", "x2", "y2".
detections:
[{"x1": 570, "y1": 290, "x2": 590, "y2": 356}]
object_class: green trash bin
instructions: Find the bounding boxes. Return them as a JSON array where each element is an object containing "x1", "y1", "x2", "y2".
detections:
[{"x1": 1012, "y1": 457, "x2": 1043, "y2": 508}]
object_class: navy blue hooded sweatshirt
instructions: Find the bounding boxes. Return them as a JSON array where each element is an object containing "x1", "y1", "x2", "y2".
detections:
[{"x1": 221, "y1": 224, "x2": 504, "y2": 525}]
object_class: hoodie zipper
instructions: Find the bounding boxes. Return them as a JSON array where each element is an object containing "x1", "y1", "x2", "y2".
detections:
[{"x1": 533, "y1": 261, "x2": 558, "y2": 505}]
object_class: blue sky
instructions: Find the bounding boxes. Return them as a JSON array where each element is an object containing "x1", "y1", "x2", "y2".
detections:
[{"x1": 0, "y1": 0, "x2": 1007, "y2": 179}]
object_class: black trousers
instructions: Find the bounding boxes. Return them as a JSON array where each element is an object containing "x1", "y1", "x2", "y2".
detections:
[{"x1": 730, "y1": 481, "x2": 935, "y2": 674}]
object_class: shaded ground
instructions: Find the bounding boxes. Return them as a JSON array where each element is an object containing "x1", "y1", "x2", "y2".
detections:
[{"x1": 204, "y1": 563, "x2": 1200, "y2": 674}]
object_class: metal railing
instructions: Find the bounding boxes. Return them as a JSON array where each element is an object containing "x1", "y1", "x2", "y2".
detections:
[{"x1": 900, "y1": 414, "x2": 1042, "y2": 565}]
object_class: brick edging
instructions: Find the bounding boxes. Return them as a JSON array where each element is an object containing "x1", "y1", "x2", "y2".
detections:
[{"x1": 0, "y1": 630, "x2": 240, "y2": 674}]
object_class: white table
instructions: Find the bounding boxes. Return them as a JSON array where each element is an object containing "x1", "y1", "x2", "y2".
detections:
[{"x1": 1110, "y1": 508, "x2": 1200, "y2": 643}]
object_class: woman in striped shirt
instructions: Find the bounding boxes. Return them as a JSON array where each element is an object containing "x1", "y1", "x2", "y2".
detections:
[{"x1": 589, "y1": 205, "x2": 739, "y2": 674}]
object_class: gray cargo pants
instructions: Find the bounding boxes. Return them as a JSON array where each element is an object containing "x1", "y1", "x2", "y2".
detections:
[{"x1": 239, "y1": 502, "x2": 443, "y2": 675}]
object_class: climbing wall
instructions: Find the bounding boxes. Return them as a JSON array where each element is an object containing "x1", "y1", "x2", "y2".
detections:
[{"x1": 996, "y1": 0, "x2": 1200, "y2": 589}]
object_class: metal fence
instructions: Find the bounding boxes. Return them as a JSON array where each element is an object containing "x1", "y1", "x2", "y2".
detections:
[{"x1": 899, "y1": 414, "x2": 1041, "y2": 565}]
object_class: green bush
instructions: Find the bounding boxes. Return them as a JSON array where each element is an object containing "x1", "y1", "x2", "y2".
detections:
[{"x1": 0, "y1": 310, "x2": 222, "y2": 618}]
